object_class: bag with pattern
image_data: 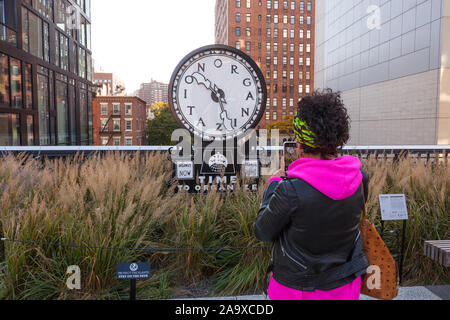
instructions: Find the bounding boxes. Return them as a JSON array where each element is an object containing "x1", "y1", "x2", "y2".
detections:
[{"x1": 360, "y1": 183, "x2": 399, "y2": 300}]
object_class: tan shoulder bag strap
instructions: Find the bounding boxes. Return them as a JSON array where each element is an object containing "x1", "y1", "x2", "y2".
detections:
[{"x1": 361, "y1": 182, "x2": 367, "y2": 221}]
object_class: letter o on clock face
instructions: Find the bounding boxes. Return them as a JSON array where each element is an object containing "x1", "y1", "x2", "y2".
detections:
[{"x1": 169, "y1": 45, "x2": 267, "y2": 141}]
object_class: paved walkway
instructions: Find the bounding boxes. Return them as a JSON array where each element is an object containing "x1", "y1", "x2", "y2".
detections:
[{"x1": 176, "y1": 286, "x2": 448, "y2": 300}]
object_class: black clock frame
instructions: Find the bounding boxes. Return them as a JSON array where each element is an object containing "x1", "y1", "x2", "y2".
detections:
[{"x1": 168, "y1": 44, "x2": 267, "y2": 141}]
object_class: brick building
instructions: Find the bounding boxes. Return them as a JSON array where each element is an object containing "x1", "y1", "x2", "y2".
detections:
[
  {"x1": 215, "y1": 0, "x2": 315, "y2": 128},
  {"x1": 136, "y1": 79, "x2": 169, "y2": 106},
  {"x1": 93, "y1": 96, "x2": 147, "y2": 146}
]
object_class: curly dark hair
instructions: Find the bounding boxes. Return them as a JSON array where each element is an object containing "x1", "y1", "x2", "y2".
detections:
[{"x1": 295, "y1": 89, "x2": 350, "y2": 157}]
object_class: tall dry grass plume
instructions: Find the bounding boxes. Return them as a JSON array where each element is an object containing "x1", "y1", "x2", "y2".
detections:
[{"x1": 0, "y1": 152, "x2": 448, "y2": 299}]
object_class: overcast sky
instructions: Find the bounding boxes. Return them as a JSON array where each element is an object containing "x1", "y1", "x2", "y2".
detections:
[{"x1": 91, "y1": 0, "x2": 216, "y2": 93}]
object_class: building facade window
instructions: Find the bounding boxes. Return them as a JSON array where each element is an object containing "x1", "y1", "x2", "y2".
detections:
[
  {"x1": 22, "y1": 7, "x2": 50, "y2": 62},
  {"x1": 125, "y1": 104, "x2": 132, "y2": 115},
  {"x1": 37, "y1": 68, "x2": 50, "y2": 145},
  {"x1": 56, "y1": 77, "x2": 69, "y2": 145},
  {"x1": 100, "y1": 118, "x2": 108, "y2": 132},
  {"x1": 78, "y1": 48, "x2": 86, "y2": 78},
  {"x1": 113, "y1": 119, "x2": 120, "y2": 132},
  {"x1": 0, "y1": 113, "x2": 20, "y2": 146},
  {"x1": 24, "y1": 63, "x2": 32, "y2": 109},
  {"x1": 125, "y1": 119, "x2": 132, "y2": 131},
  {"x1": 113, "y1": 103, "x2": 120, "y2": 115},
  {"x1": 0, "y1": 0, "x2": 18, "y2": 46},
  {"x1": 26, "y1": 114, "x2": 34, "y2": 146},
  {"x1": 10, "y1": 58, "x2": 22, "y2": 108},
  {"x1": 101, "y1": 103, "x2": 108, "y2": 115},
  {"x1": 79, "y1": 88, "x2": 89, "y2": 145},
  {"x1": 0, "y1": 53, "x2": 9, "y2": 105}
]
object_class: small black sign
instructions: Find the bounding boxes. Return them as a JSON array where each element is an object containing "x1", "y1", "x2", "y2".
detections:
[{"x1": 116, "y1": 262, "x2": 151, "y2": 280}]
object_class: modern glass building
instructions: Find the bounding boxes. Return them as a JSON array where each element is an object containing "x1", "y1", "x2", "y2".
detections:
[
  {"x1": 315, "y1": 0, "x2": 450, "y2": 145},
  {"x1": 0, "y1": 0, "x2": 94, "y2": 146}
]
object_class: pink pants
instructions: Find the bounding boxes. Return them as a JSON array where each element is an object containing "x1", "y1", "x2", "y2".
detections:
[{"x1": 268, "y1": 274, "x2": 362, "y2": 300}]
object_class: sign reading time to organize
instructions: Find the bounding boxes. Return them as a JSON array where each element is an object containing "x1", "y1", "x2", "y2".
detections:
[{"x1": 168, "y1": 45, "x2": 267, "y2": 193}]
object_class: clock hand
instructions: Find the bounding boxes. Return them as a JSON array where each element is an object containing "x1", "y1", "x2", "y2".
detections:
[
  {"x1": 218, "y1": 99, "x2": 234, "y2": 131},
  {"x1": 190, "y1": 72, "x2": 234, "y2": 130},
  {"x1": 191, "y1": 72, "x2": 227, "y2": 104},
  {"x1": 191, "y1": 72, "x2": 213, "y2": 94}
]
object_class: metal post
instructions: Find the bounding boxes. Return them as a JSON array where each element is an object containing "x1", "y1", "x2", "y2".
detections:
[
  {"x1": 399, "y1": 220, "x2": 407, "y2": 285},
  {"x1": 380, "y1": 221, "x2": 385, "y2": 241},
  {"x1": 130, "y1": 279, "x2": 136, "y2": 301}
]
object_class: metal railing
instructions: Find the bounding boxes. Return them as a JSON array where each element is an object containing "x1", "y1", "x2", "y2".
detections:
[{"x1": 0, "y1": 145, "x2": 449, "y2": 160}]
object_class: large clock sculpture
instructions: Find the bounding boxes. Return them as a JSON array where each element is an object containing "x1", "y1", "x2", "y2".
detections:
[
  {"x1": 169, "y1": 45, "x2": 267, "y2": 141},
  {"x1": 169, "y1": 45, "x2": 267, "y2": 192}
]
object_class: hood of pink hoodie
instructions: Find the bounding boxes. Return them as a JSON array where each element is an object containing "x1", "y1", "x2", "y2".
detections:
[{"x1": 278, "y1": 156, "x2": 363, "y2": 201}]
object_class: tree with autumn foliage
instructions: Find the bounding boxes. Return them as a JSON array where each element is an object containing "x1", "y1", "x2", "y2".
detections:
[
  {"x1": 146, "y1": 103, "x2": 181, "y2": 146},
  {"x1": 266, "y1": 115, "x2": 295, "y2": 140}
]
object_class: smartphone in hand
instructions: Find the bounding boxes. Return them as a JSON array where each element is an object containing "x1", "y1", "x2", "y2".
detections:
[{"x1": 283, "y1": 142, "x2": 299, "y2": 175}]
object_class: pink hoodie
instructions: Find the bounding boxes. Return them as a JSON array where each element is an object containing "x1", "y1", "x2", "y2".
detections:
[
  {"x1": 269, "y1": 156, "x2": 363, "y2": 201},
  {"x1": 267, "y1": 155, "x2": 364, "y2": 300}
]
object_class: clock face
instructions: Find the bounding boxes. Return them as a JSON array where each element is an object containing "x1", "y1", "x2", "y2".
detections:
[{"x1": 169, "y1": 45, "x2": 267, "y2": 141}]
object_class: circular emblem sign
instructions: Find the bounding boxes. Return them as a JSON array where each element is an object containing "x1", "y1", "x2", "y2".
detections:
[
  {"x1": 129, "y1": 263, "x2": 138, "y2": 272},
  {"x1": 169, "y1": 45, "x2": 267, "y2": 141},
  {"x1": 208, "y1": 153, "x2": 228, "y2": 173}
]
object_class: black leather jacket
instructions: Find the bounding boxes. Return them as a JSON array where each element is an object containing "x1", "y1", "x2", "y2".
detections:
[{"x1": 255, "y1": 170, "x2": 370, "y2": 292}]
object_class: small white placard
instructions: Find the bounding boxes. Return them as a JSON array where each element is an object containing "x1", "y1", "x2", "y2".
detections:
[
  {"x1": 176, "y1": 161, "x2": 194, "y2": 180},
  {"x1": 244, "y1": 160, "x2": 259, "y2": 178},
  {"x1": 379, "y1": 194, "x2": 409, "y2": 221}
]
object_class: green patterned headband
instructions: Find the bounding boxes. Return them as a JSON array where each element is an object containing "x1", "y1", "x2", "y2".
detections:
[{"x1": 293, "y1": 117, "x2": 318, "y2": 149}]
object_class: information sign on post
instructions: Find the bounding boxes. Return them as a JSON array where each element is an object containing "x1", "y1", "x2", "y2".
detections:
[
  {"x1": 379, "y1": 194, "x2": 409, "y2": 221},
  {"x1": 378, "y1": 194, "x2": 409, "y2": 284}
]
